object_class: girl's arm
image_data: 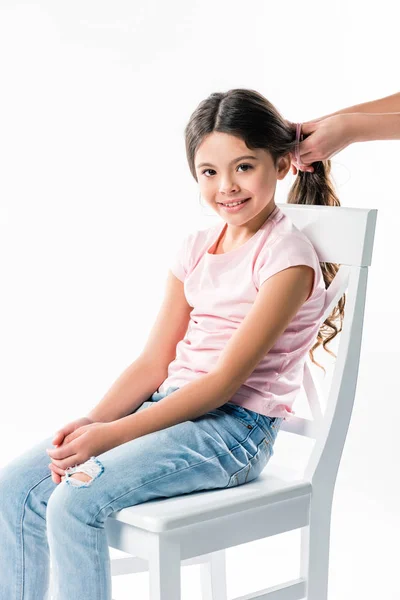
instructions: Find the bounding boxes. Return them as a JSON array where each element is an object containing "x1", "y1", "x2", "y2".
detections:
[
  {"x1": 86, "y1": 356, "x2": 167, "y2": 423},
  {"x1": 85, "y1": 270, "x2": 193, "y2": 423},
  {"x1": 108, "y1": 371, "x2": 236, "y2": 445}
]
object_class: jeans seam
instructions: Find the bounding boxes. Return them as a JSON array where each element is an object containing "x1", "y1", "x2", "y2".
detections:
[
  {"x1": 227, "y1": 436, "x2": 269, "y2": 487},
  {"x1": 95, "y1": 526, "x2": 101, "y2": 597},
  {"x1": 92, "y1": 448, "x2": 244, "y2": 523},
  {"x1": 223, "y1": 405, "x2": 256, "y2": 430},
  {"x1": 17, "y1": 473, "x2": 52, "y2": 600},
  {"x1": 255, "y1": 415, "x2": 277, "y2": 443},
  {"x1": 244, "y1": 463, "x2": 252, "y2": 483},
  {"x1": 199, "y1": 408, "x2": 256, "y2": 442},
  {"x1": 228, "y1": 414, "x2": 254, "y2": 429}
]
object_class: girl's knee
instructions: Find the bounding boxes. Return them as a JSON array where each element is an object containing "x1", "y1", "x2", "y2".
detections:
[
  {"x1": 62, "y1": 456, "x2": 104, "y2": 488},
  {"x1": 47, "y1": 457, "x2": 105, "y2": 529}
]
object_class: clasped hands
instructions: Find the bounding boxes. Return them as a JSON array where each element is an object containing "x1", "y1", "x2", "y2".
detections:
[
  {"x1": 288, "y1": 113, "x2": 355, "y2": 174},
  {"x1": 47, "y1": 420, "x2": 117, "y2": 484}
]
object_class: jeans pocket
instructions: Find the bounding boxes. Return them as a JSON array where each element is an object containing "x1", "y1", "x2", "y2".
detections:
[
  {"x1": 226, "y1": 438, "x2": 273, "y2": 488},
  {"x1": 255, "y1": 414, "x2": 283, "y2": 443},
  {"x1": 221, "y1": 402, "x2": 257, "y2": 430}
]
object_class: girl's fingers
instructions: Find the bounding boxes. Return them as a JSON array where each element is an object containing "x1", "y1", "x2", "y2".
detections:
[
  {"x1": 48, "y1": 463, "x2": 65, "y2": 476},
  {"x1": 51, "y1": 471, "x2": 61, "y2": 484},
  {"x1": 50, "y1": 464, "x2": 66, "y2": 484}
]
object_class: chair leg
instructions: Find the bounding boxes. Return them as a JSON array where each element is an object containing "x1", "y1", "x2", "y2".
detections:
[
  {"x1": 148, "y1": 536, "x2": 182, "y2": 599},
  {"x1": 199, "y1": 550, "x2": 228, "y2": 600},
  {"x1": 300, "y1": 499, "x2": 332, "y2": 600}
]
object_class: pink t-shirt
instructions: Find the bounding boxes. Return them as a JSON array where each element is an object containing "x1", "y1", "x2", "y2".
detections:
[{"x1": 158, "y1": 205, "x2": 326, "y2": 420}]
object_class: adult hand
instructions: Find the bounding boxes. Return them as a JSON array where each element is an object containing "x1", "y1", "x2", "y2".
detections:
[
  {"x1": 48, "y1": 416, "x2": 94, "y2": 484},
  {"x1": 47, "y1": 421, "x2": 117, "y2": 479},
  {"x1": 289, "y1": 114, "x2": 356, "y2": 175}
]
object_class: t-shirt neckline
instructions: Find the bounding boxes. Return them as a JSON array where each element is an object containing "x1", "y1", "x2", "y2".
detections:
[{"x1": 206, "y1": 205, "x2": 280, "y2": 258}]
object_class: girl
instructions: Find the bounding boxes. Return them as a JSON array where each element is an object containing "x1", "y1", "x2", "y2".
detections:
[{"x1": 0, "y1": 88, "x2": 344, "y2": 600}]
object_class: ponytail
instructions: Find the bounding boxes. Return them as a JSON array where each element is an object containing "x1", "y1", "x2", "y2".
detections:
[{"x1": 287, "y1": 157, "x2": 345, "y2": 373}]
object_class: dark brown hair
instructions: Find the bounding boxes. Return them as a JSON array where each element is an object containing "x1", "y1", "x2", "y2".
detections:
[{"x1": 184, "y1": 88, "x2": 345, "y2": 373}]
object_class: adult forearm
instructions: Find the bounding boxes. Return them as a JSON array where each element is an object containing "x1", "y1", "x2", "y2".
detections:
[
  {"x1": 108, "y1": 371, "x2": 235, "y2": 445},
  {"x1": 323, "y1": 91, "x2": 400, "y2": 119},
  {"x1": 86, "y1": 356, "x2": 168, "y2": 423},
  {"x1": 348, "y1": 112, "x2": 400, "y2": 142}
]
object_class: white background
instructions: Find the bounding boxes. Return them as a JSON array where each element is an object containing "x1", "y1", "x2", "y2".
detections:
[{"x1": 0, "y1": 1, "x2": 399, "y2": 599}]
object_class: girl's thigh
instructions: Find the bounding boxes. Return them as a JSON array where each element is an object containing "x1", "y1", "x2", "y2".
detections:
[{"x1": 49, "y1": 397, "x2": 280, "y2": 526}]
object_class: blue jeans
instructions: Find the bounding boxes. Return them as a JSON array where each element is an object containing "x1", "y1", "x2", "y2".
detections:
[{"x1": 0, "y1": 386, "x2": 283, "y2": 600}]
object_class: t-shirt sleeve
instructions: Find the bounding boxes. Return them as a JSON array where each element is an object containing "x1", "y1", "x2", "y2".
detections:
[
  {"x1": 255, "y1": 233, "x2": 319, "y2": 299},
  {"x1": 169, "y1": 232, "x2": 193, "y2": 282}
]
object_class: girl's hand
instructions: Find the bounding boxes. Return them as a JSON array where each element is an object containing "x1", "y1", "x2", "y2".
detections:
[
  {"x1": 289, "y1": 114, "x2": 355, "y2": 175},
  {"x1": 47, "y1": 422, "x2": 117, "y2": 478},
  {"x1": 49, "y1": 416, "x2": 95, "y2": 484},
  {"x1": 52, "y1": 416, "x2": 94, "y2": 447}
]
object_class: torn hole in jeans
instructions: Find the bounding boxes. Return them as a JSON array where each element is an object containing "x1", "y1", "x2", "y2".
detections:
[{"x1": 63, "y1": 456, "x2": 104, "y2": 487}]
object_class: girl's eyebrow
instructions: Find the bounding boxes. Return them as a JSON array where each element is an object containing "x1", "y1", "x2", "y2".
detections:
[{"x1": 196, "y1": 155, "x2": 258, "y2": 169}]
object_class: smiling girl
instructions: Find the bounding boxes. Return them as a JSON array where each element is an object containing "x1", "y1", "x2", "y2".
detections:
[{"x1": 0, "y1": 88, "x2": 343, "y2": 600}]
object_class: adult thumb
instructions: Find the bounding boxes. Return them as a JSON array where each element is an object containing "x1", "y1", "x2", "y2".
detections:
[{"x1": 301, "y1": 119, "x2": 325, "y2": 135}]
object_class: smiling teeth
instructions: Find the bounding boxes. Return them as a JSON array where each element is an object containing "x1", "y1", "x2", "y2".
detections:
[{"x1": 222, "y1": 199, "x2": 248, "y2": 207}]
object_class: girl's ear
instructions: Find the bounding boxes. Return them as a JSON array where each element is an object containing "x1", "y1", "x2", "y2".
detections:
[{"x1": 276, "y1": 153, "x2": 292, "y2": 180}]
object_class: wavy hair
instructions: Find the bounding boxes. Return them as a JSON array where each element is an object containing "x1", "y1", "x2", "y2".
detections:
[{"x1": 184, "y1": 88, "x2": 345, "y2": 373}]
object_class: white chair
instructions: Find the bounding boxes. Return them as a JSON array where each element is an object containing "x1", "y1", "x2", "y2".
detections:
[{"x1": 63, "y1": 203, "x2": 378, "y2": 599}]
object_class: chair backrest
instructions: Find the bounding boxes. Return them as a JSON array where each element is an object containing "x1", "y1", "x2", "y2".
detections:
[{"x1": 275, "y1": 203, "x2": 378, "y2": 493}]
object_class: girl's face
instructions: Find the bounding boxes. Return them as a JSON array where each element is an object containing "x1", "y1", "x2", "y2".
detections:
[{"x1": 195, "y1": 132, "x2": 291, "y2": 229}]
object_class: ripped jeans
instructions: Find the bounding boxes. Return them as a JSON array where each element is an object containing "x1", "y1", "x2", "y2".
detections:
[{"x1": 0, "y1": 386, "x2": 283, "y2": 600}]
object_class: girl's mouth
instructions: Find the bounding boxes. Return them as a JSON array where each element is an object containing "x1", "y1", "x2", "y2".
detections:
[{"x1": 219, "y1": 198, "x2": 251, "y2": 212}]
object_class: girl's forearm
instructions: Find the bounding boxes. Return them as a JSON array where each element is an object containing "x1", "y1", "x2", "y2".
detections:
[
  {"x1": 108, "y1": 371, "x2": 235, "y2": 445},
  {"x1": 86, "y1": 356, "x2": 167, "y2": 423},
  {"x1": 348, "y1": 112, "x2": 400, "y2": 142},
  {"x1": 323, "y1": 91, "x2": 400, "y2": 119}
]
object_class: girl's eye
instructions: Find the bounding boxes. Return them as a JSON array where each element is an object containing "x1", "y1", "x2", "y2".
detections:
[{"x1": 201, "y1": 163, "x2": 253, "y2": 177}]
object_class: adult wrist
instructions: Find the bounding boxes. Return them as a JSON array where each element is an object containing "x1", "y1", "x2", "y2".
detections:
[{"x1": 346, "y1": 113, "x2": 366, "y2": 143}]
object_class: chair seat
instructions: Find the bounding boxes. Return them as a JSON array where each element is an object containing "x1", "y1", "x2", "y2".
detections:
[{"x1": 108, "y1": 465, "x2": 312, "y2": 533}]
